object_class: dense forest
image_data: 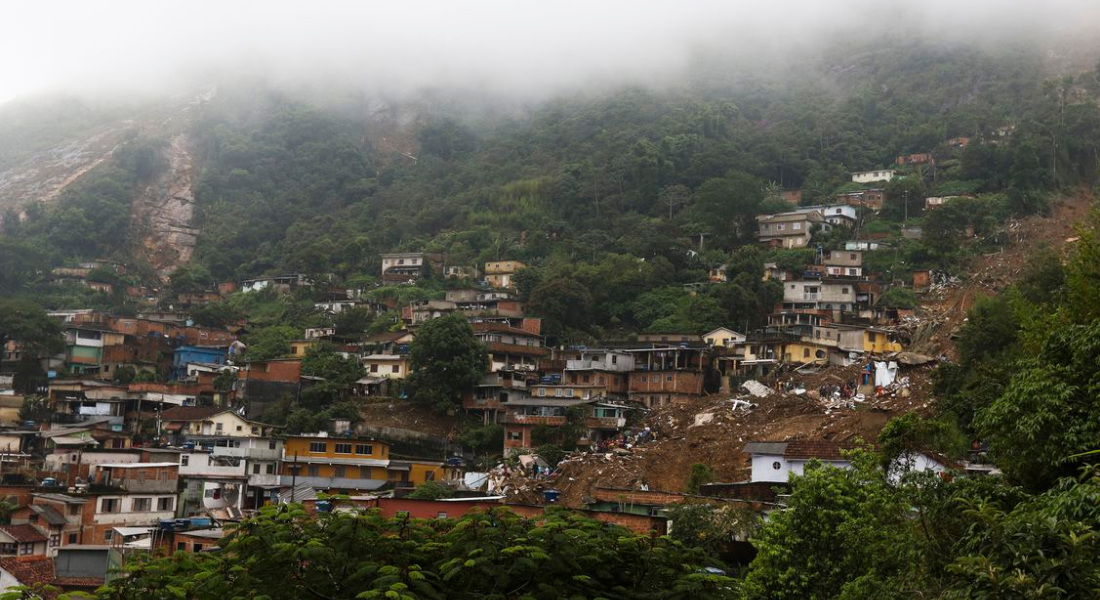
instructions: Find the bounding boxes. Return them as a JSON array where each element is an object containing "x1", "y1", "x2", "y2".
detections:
[{"x1": 1, "y1": 38, "x2": 1099, "y2": 342}]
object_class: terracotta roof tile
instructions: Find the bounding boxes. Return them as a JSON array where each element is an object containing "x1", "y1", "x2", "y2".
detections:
[
  {"x1": 782, "y1": 440, "x2": 857, "y2": 461},
  {"x1": 0, "y1": 556, "x2": 55, "y2": 596},
  {"x1": 53, "y1": 576, "x2": 105, "y2": 587},
  {"x1": 159, "y1": 406, "x2": 223, "y2": 422},
  {"x1": 0, "y1": 524, "x2": 48, "y2": 543}
]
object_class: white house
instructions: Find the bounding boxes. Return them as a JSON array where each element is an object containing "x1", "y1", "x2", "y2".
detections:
[
  {"x1": 744, "y1": 441, "x2": 855, "y2": 483},
  {"x1": 746, "y1": 440, "x2": 964, "y2": 485},
  {"x1": 703, "y1": 328, "x2": 746, "y2": 348},
  {"x1": 851, "y1": 170, "x2": 896, "y2": 184}
]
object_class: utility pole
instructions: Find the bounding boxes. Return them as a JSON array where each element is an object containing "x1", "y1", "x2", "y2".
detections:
[
  {"x1": 289, "y1": 451, "x2": 299, "y2": 504},
  {"x1": 903, "y1": 190, "x2": 909, "y2": 224}
]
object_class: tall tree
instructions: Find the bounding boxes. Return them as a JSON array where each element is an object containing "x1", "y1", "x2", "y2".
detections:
[{"x1": 406, "y1": 314, "x2": 488, "y2": 411}]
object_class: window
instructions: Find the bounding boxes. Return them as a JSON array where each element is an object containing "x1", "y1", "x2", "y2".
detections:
[
  {"x1": 49, "y1": 534, "x2": 59, "y2": 547},
  {"x1": 666, "y1": 375, "x2": 673, "y2": 382},
  {"x1": 582, "y1": 374, "x2": 590, "y2": 383},
  {"x1": 848, "y1": 268, "x2": 857, "y2": 275},
  {"x1": 160, "y1": 471, "x2": 168, "y2": 482},
  {"x1": 158, "y1": 497, "x2": 173, "y2": 511},
  {"x1": 133, "y1": 498, "x2": 152, "y2": 512},
  {"x1": 177, "y1": 542, "x2": 186, "y2": 552},
  {"x1": 841, "y1": 287, "x2": 849, "y2": 294},
  {"x1": 507, "y1": 431, "x2": 522, "y2": 441},
  {"x1": 537, "y1": 387, "x2": 545, "y2": 397},
  {"x1": 68, "y1": 534, "x2": 78, "y2": 544},
  {"x1": 180, "y1": 455, "x2": 189, "y2": 467},
  {"x1": 610, "y1": 355, "x2": 618, "y2": 365},
  {"x1": 252, "y1": 426, "x2": 259, "y2": 434},
  {"x1": 334, "y1": 466, "x2": 346, "y2": 478},
  {"x1": 69, "y1": 505, "x2": 80, "y2": 516},
  {"x1": 597, "y1": 376, "x2": 605, "y2": 385},
  {"x1": 437, "y1": 512, "x2": 448, "y2": 519},
  {"x1": 425, "y1": 471, "x2": 435, "y2": 481},
  {"x1": 565, "y1": 388, "x2": 573, "y2": 398},
  {"x1": 334, "y1": 443, "x2": 352, "y2": 454},
  {"x1": 361, "y1": 466, "x2": 374, "y2": 479},
  {"x1": 269, "y1": 440, "x2": 277, "y2": 450},
  {"x1": 0, "y1": 543, "x2": 14, "y2": 555},
  {"x1": 236, "y1": 425, "x2": 242, "y2": 431},
  {"x1": 101, "y1": 499, "x2": 120, "y2": 513},
  {"x1": 104, "y1": 530, "x2": 114, "y2": 542},
  {"x1": 266, "y1": 464, "x2": 275, "y2": 474},
  {"x1": 307, "y1": 466, "x2": 320, "y2": 477},
  {"x1": 803, "y1": 348, "x2": 810, "y2": 358},
  {"x1": 194, "y1": 544, "x2": 203, "y2": 552},
  {"x1": 253, "y1": 464, "x2": 260, "y2": 474},
  {"x1": 772, "y1": 461, "x2": 782, "y2": 470},
  {"x1": 309, "y1": 442, "x2": 327, "y2": 453},
  {"x1": 850, "y1": 253, "x2": 857, "y2": 260},
  {"x1": 370, "y1": 364, "x2": 379, "y2": 373},
  {"x1": 19, "y1": 543, "x2": 32, "y2": 556},
  {"x1": 215, "y1": 423, "x2": 223, "y2": 432},
  {"x1": 792, "y1": 222, "x2": 801, "y2": 230},
  {"x1": 816, "y1": 350, "x2": 826, "y2": 359},
  {"x1": 356, "y1": 444, "x2": 372, "y2": 455}
]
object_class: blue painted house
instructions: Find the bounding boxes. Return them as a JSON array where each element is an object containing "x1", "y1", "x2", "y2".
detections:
[{"x1": 172, "y1": 346, "x2": 229, "y2": 380}]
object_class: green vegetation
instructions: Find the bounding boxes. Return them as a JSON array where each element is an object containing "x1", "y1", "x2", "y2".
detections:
[
  {"x1": 406, "y1": 314, "x2": 488, "y2": 411},
  {"x1": 93, "y1": 505, "x2": 736, "y2": 600}
]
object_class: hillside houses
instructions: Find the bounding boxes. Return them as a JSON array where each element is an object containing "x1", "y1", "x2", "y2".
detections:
[{"x1": 757, "y1": 210, "x2": 827, "y2": 248}]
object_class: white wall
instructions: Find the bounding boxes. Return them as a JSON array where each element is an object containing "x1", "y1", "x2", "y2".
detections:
[{"x1": 751, "y1": 454, "x2": 852, "y2": 482}]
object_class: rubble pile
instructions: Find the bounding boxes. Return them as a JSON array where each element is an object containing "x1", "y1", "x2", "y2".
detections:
[{"x1": 493, "y1": 358, "x2": 938, "y2": 507}]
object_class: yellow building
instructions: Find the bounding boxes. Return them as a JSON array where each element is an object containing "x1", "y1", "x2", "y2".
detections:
[
  {"x1": 483, "y1": 260, "x2": 526, "y2": 290},
  {"x1": 774, "y1": 340, "x2": 831, "y2": 366},
  {"x1": 863, "y1": 328, "x2": 904, "y2": 354},
  {"x1": 280, "y1": 435, "x2": 445, "y2": 494},
  {"x1": 289, "y1": 339, "x2": 319, "y2": 357}
]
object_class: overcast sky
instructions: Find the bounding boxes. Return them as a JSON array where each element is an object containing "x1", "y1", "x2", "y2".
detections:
[{"x1": 2, "y1": 0, "x2": 1099, "y2": 106}]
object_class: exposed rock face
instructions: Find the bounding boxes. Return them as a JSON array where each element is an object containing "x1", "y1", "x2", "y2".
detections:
[
  {"x1": 133, "y1": 133, "x2": 199, "y2": 279},
  {"x1": 0, "y1": 127, "x2": 125, "y2": 214}
]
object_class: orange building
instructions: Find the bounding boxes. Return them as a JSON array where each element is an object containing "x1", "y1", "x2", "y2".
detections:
[{"x1": 280, "y1": 435, "x2": 447, "y2": 495}]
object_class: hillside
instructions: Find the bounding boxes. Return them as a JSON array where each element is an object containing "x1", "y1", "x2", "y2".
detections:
[
  {"x1": 491, "y1": 190, "x2": 1094, "y2": 506},
  {"x1": 1, "y1": 38, "x2": 1097, "y2": 313}
]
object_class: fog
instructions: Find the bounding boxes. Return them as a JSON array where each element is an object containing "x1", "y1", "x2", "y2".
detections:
[{"x1": 2, "y1": 0, "x2": 1100, "y2": 106}]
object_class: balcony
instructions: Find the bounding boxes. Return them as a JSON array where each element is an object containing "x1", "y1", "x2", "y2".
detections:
[
  {"x1": 802, "y1": 293, "x2": 820, "y2": 301},
  {"x1": 94, "y1": 510, "x2": 175, "y2": 526},
  {"x1": 248, "y1": 473, "x2": 280, "y2": 487},
  {"x1": 500, "y1": 414, "x2": 566, "y2": 426},
  {"x1": 210, "y1": 446, "x2": 282, "y2": 461},
  {"x1": 278, "y1": 475, "x2": 387, "y2": 491},
  {"x1": 179, "y1": 463, "x2": 247, "y2": 479},
  {"x1": 565, "y1": 359, "x2": 632, "y2": 373},
  {"x1": 585, "y1": 417, "x2": 626, "y2": 430}
]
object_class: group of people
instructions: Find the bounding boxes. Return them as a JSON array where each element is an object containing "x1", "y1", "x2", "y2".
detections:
[
  {"x1": 816, "y1": 382, "x2": 859, "y2": 399},
  {"x1": 594, "y1": 426, "x2": 657, "y2": 452}
]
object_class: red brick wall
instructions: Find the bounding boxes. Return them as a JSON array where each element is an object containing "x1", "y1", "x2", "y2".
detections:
[
  {"x1": 242, "y1": 360, "x2": 302, "y2": 383},
  {"x1": 375, "y1": 498, "x2": 499, "y2": 520},
  {"x1": 592, "y1": 488, "x2": 685, "y2": 506},
  {"x1": 628, "y1": 371, "x2": 703, "y2": 395}
]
